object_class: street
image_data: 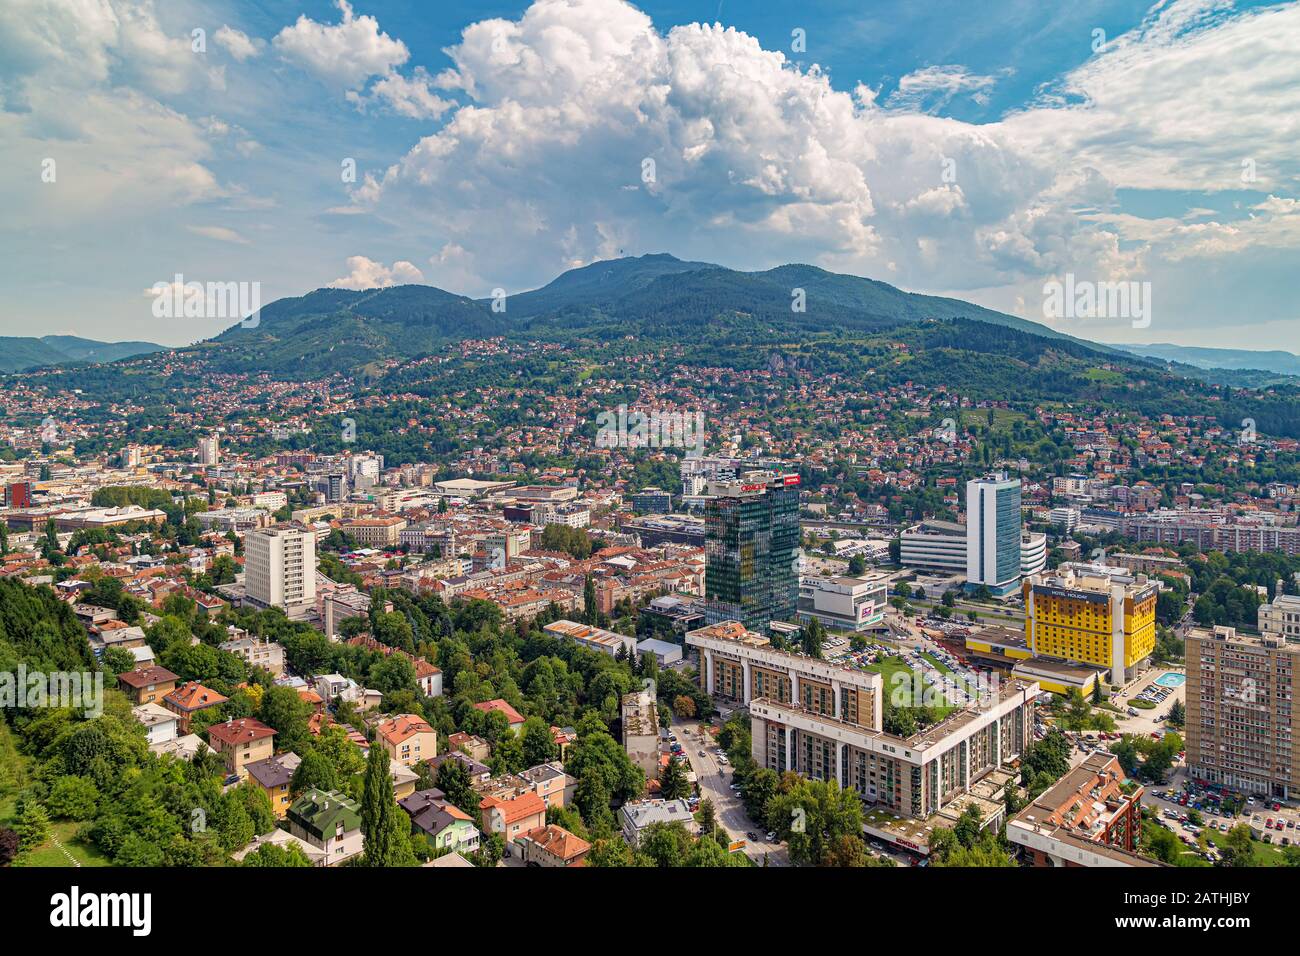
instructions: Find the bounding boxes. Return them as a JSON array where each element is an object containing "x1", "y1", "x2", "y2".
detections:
[{"x1": 673, "y1": 716, "x2": 789, "y2": 866}]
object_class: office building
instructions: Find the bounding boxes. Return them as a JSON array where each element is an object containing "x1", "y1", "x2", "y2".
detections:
[
  {"x1": 631, "y1": 487, "x2": 673, "y2": 514},
  {"x1": 1048, "y1": 506, "x2": 1080, "y2": 532},
  {"x1": 1022, "y1": 564, "x2": 1158, "y2": 684},
  {"x1": 5, "y1": 481, "x2": 33, "y2": 509},
  {"x1": 245, "y1": 524, "x2": 317, "y2": 609},
  {"x1": 702, "y1": 472, "x2": 800, "y2": 632},
  {"x1": 797, "y1": 573, "x2": 888, "y2": 632},
  {"x1": 966, "y1": 472, "x2": 1023, "y2": 596},
  {"x1": 900, "y1": 519, "x2": 967, "y2": 573},
  {"x1": 1020, "y1": 532, "x2": 1047, "y2": 576},
  {"x1": 1186, "y1": 625, "x2": 1299, "y2": 799}
]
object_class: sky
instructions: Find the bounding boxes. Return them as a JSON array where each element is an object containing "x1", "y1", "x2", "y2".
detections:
[{"x1": 0, "y1": 0, "x2": 1297, "y2": 349}]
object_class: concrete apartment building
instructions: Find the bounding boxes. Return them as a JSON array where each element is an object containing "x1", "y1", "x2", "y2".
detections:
[
  {"x1": 621, "y1": 688, "x2": 660, "y2": 781},
  {"x1": 245, "y1": 524, "x2": 317, "y2": 609},
  {"x1": 1007, "y1": 752, "x2": 1156, "y2": 867},
  {"x1": 1022, "y1": 563, "x2": 1158, "y2": 684},
  {"x1": 797, "y1": 573, "x2": 888, "y2": 632},
  {"x1": 749, "y1": 679, "x2": 1036, "y2": 823},
  {"x1": 686, "y1": 621, "x2": 883, "y2": 727},
  {"x1": 1186, "y1": 625, "x2": 1300, "y2": 799}
]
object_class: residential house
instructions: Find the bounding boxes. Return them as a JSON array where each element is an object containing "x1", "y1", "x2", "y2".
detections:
[
  {"x1": 447, "y1": 732, "x2": 490, "y2": 763},
  {"x1": 519, "y1": 761, "x2": 576, "y2": 810},
  {"x1": 514, "y1": 824, "x2": 591, "y2": 867},
  {"x1": 480, "y1": 791, "x2": 547, "y2": 853},
  {"x1": 163, "y1": 681, "x2": 229, "y2": 733},
  {"x1": 207, "y1": 717, "x2": 277, "y2": 780},
  {"x1": 246, "y1": 753, "x2": 302, "y2": 818},
  {"x1": 472, "y1": 698, "x2": 526, "y2": 735},
  {"x1": 376, "y1": 714, "x2": 438, "y2": 768},
  {"x1": 399, "y1": 789, "x2": 481, "y2": 856},
  {"x1": 132, "y1": 702, "x2": 179, "y2": 747},
  {"x1": 287, "y1": 789, "x2": 364, "y2": 866},
  {"x1": 117, "y1": 665, "x2": 179, "y2": 705}
]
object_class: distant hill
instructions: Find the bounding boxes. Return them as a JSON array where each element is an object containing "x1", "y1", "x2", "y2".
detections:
[
  {"x1": 0, "y1": 335, "x2": 164, "y2": 373},
  {"x1": 1111, "y1": 342, "x2": 1300, "y2": 378},
  {"x1": 195, "y1": 254, "x2": 1128, "y2": 376}
]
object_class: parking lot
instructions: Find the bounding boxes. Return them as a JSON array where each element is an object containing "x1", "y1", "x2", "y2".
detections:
[
  {"x1": 1140, "y1": 773, "x2": 1299, "y2": 858},
  {"x1": 1110, "y1": 668, "x2": 1186, "y2": 737}
]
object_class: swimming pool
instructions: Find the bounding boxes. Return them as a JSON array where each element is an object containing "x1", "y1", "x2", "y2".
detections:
[{"x1": 1154, "y1": 673, "x2": 1186, "y2": 688}]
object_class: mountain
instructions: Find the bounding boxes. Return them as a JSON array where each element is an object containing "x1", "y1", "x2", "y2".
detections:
[
  {"x1": 201, "y1": 284, "x2": 509, "y2": 376},
  {"x1": 0, "y1": 335, "x2": 164, "y2": 373},
  {"x1": 194, "y1": 254, "x2": 1128, "y2": 376},
  {"x1": 1110, "y1": 343, "x2": 1300, "y2": 378}
]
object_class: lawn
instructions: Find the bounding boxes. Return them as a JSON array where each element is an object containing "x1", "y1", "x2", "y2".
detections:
[
  {"x1": 921, "y1": 652, "x2": 953, "y2": 676},
  {"x1": 0, "y1": 720, "x2": 111, "y2": 868}
]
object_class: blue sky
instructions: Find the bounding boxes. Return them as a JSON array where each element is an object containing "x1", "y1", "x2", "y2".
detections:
[{"x1": 1, "y1": 0, "x2": 1297, "y2": 349}]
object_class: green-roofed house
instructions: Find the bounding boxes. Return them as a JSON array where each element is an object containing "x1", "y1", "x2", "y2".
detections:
[{"x1": 286, "y1": 788, "x2": 364, "y2": 866}]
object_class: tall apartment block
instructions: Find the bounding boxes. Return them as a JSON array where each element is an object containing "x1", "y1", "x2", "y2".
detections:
[
  {"x1": 1186, "y1": 625, "x2": 1299, "y2": 799},
  {"x1": 1023, "y1": 564, "x2": 1158, "y2": 684},
  {"x1": 687, "y1": 621, "x2": 1037, "y2": 830},
  {"x1": 702, "y1": 472, "x2": 800, "y2": 632},
  {"x1": 966, "y1": 472, "x2": 1023, "y2": 596},
  {"x1": 198, "y1": 434, "x2": 220, "y2": 466},
  {"x1": 245, "y1": 524, "x2": 317, "y2": 610}
]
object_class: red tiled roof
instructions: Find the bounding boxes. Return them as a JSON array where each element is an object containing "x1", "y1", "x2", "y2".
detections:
[
  {"x1": 472, "y1": 698, "x2": 525, "y2": 725},
  {"x1": 207, "y1": 718, "x2": 276, "y2": 746}
]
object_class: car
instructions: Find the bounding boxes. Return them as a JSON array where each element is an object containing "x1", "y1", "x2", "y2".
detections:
[
  {"x1": 698, "y1": 751, "x2": 706, "y2": 757},
  {"x1": 746, "y1": 831, "x2": 758, "y2": 841},
  {"x1": 1289, "y1": 819, "x2": 1296, "y2": 829},
  {"x1": 765, "y1": 831, "x2": 776, "y2": 841}
]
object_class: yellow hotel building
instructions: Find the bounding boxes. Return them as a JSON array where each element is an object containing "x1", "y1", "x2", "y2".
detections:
[{"x1": 1023, "y1": 565, "x2": 1158, "y2": 684}]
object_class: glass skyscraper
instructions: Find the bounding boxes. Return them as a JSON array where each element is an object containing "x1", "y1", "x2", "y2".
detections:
[
  {"x1": 965, "y1": 471, "x2": 1023, "y2": 595},
  {"x1": 703, "y1": 473, "x2": 800, "y2": 632}
]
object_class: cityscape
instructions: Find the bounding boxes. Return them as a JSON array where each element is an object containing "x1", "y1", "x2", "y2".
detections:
[{"x1": 1, "y1": 0, "x2": 1297, "y2": 934}]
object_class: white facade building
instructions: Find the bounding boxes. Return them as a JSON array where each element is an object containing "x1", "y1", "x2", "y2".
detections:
[{"x1": 245, "y1": 524, "x2": 317, "y2": 609}]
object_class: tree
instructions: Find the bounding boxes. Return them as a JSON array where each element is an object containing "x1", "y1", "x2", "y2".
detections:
[
  {"x1": 359, "y1": 745, "x2": 415, "y2": 867},
  {"x1": 520, "y1": 716, "x2": 559, "y2": 768},
  {"x1": 0, "y1": 828, "x2": 18, "y2": 866},
  {"x1": 847, "y1": 554, "x2": 866, "y2": 575},
  {"x1": 698, "y1": 798, "x2": 718, "y2": 837},
  {"x1": 259, "y1": 685, "x2": 313, "y2": 752},
  {"x1": 659, "y1": 757, "x2": 690, "y2": 801},
  {"x1": 1168, "y1": 699, "x2": 1186, "y2": 729},
  {"x1": 47, "y1": 776, "x2": 99, "y2": 821},
  {"x1": 101, "y1": 647, "x2": 137, "y2": 677},
  {"x1": 15, "y1": 802, "x2": 50, "y2": 849},
  {"x1": 801, "y1": 616, "x2": 825, "y2": 660},
  {"x1": 291, "y1": 749, "x2": 340, "y2": 796},
  {"x1": 239, "y1": 842, "x2": 314, "y2": 867},
  {"x1": 583, "y1": 574, "x2": 599, "y2": 625},
  {"x1": 672, "y1": 695, "x2": 696, "y2": 719},
  {"x1": 1219, "y1": 824, "x2": 1255, "y2": 868}
]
